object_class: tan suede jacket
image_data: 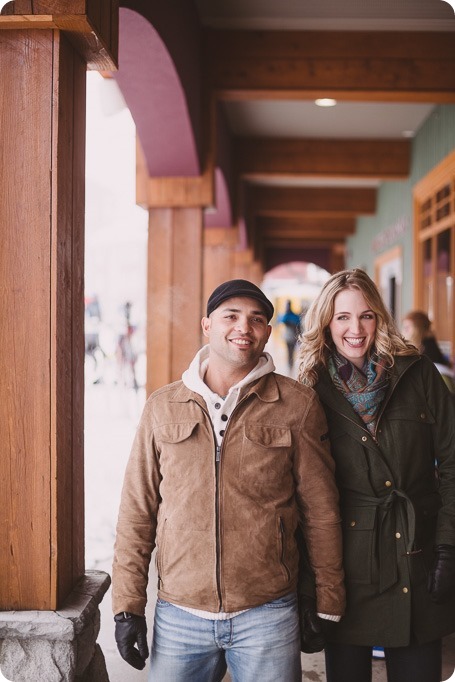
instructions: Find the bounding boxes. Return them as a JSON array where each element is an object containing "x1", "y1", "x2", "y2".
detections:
[{"x1": 112, "y1": 373, "x2": 345, "y2": 617}]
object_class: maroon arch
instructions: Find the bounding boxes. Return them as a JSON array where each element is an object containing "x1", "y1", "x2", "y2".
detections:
[{"x1": 116, "y1": 3, "x2": 202, "y2": 177}]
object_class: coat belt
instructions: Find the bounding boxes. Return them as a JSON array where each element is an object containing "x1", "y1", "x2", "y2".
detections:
[{"x1": 343, "y1": 489, "x2": 417, "y2": 593}]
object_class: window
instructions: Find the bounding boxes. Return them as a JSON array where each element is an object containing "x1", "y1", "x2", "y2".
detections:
[{"x1": 414, "y1": 151, "x2": 455, "y2": 362}]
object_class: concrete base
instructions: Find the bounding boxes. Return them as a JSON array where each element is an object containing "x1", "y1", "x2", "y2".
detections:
[{"x1": 0, "y1": 571, "x2": 111, "y2": 682}]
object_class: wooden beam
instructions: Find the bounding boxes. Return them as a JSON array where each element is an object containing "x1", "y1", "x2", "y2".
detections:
[
  {"x1": 265, "y1": 238, "x2": 345, "y2": 249},
  {"x1": 0, "y1": 0, "x2": 118, "y2": 69},
  {"x1": 248, "y1": 185, "x2": 377, "y2": 216},
  {"x1": 235, "y1": 138, "x2": 409, "y2": 179},
  {"x1": 257, "y1": 215, "x2": 356, "y2": 235},
  {"x1": 204, "y1": 30, "x2": 455, "y2": 102}
]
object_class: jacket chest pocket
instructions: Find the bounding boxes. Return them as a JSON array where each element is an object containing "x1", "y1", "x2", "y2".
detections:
[
  {"x1": 329, "y1": 425, "x2": 370, "y2": 487},
  {"x1": 240, "y1": 424, "x2": 292, "y2": 484},
  {"x1": 154, "y1": 421, "x2": 204, "y2": 476}
]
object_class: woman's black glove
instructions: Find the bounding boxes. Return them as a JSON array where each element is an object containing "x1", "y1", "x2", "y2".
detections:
[
  {"x1": 298, "y1": 596, "x2": 334, "y2": 653},
  {"x1": 114, "y1": 612, "x2": 149, "y2": 670},
  {"x1": 427, "y1": 544, "x2": 455, "y2": 604}
]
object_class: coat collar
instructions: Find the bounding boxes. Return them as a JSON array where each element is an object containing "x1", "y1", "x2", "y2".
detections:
[{"x1": 315, "y1": 354, "x2": 421, "y2": 420}]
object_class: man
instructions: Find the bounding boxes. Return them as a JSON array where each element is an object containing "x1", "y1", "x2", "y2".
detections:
[{"x1": 112, "y1": 279, "x2": 345, "y2": 681}]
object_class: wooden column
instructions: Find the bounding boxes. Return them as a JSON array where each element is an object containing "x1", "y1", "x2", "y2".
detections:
[
  {"x1": 232, "y1": 249, "x2": 263, "y2": 284},
  {"x1": 147, "y1": 208, "x2": 203, "y2": 394},
  {"x1": 203, "y1": 227, "x2": 238, "y2": 305},
  {"x1": 0, "y1": 3, "x2": 117, "y2": 611}
]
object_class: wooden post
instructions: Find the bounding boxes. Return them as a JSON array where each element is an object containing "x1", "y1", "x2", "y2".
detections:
[
  {"x1": 147, "y1": 207, "x2": 203, "y2": 394},
  {"x1": 0, "y1": 1, "x2": 118, "y2": 610},
  {"x1": 203, "y1": 227, "x2": 238, "y2": 305}
]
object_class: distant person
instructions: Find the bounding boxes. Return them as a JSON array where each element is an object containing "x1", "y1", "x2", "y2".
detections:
[
  {"x1": 112, "y1": 279, "x2": 345, "y2": 681},
  {"x1": 116, "y1": 301, "x2": 139, "y2": 390},
  {"x1": 278, "y1": 299, "x2": 301, "y2": 370},
  {"x1": 402, "y1": 310, "x2": 455, "y2": 392}
]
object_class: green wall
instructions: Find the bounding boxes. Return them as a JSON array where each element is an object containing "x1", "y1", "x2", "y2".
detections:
[{"x1": 347, "y1": 104, "x2": 455, "y2": 315}]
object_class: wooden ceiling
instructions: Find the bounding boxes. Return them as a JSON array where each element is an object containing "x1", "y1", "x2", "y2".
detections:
[{"x1": 195, "y1": 1, "x2": 455, "y2": 269}]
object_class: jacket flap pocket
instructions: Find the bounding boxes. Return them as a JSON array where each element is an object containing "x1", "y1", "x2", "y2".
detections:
[
  {"x1": 386, "y1": 405, "x2": 435, "y2": 424},
  {"x1": 155, "y1": 422, "x2": 199, "y2": 443},
  {"x1": 244, "y1": 424, "x2": 291, "y2": 448},
  {"x1": 343, "y1": 507, "x2": 376, "y2": 531}
]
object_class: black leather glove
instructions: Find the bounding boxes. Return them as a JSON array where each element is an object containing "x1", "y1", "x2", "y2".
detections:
[
  {"x1": 298, "y1": 596, "x2": 335, "y2": 653},
  {"x1": 427, "y1": 544, "x2": 455, "y2": 604},
  {"x1": 114, "y1": 612, "x2": 149, "y2": 670}
]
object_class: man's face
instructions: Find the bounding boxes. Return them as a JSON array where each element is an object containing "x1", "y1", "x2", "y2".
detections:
[{"x1": 201, "y1": 296, "x2": 272, "y2": 374}]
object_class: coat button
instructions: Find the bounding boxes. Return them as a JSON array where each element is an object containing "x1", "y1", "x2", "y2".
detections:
[
  {"x1": 402, "y1": 587, "x2": 409, "y2": 594},
  {"x1": 221, "y1": 414, "x2": 228, "y2": 421},
  {"x1": 214, "y1": 403, "x2": 221, "y2": 409},
  {"x1": 395, "y1": 532, "x2": 401, "y2": 539},
  {"x1": 420, "y1": 413, "x2": 426, "y2": 420},
  {"x1": 362, "y1": 436, "x2": 367, "y2": 442},
  {"x1": 350, "y1": 521, "x2": 356, "y2": 527},
  {"x1": 385, "y1": 480, "x2": 392, "y2": 487}
]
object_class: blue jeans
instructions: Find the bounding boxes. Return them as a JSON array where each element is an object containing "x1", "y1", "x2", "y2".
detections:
[{"x1": 149, "y1": 593, "x2": 301, "y2": 682}]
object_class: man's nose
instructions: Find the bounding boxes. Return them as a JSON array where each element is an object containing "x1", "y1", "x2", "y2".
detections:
[{"x1": 235, "y1": 317, "x2": 251, "y2": 333}]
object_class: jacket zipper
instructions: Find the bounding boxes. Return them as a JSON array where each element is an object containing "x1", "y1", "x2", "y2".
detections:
[{"x1": 198, "y1": 394, "x2": 251, "y2": 612}]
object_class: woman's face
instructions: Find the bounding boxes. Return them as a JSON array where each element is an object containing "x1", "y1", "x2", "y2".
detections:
[
  {"x1": 401, "y1": 318, "x2": 415, "y2": 342},
  {"x1": 329, "y1": 288, "x2": 377, "y2": 368}
]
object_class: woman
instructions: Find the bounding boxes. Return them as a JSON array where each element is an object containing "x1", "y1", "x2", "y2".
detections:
[
  {"x1": 402, "y1": 310, "x2": 455, "y2": 393},
  {"x1": 298, "y1": 268, "x2": 455, "y2": 682}
]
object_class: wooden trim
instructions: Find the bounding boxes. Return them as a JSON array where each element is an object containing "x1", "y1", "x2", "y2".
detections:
[
  {"x1": 414, "y1": 149, "x2": 455, "y2": 200},
  {"x1": 374, "y1": 245, "x2": 402, "y2": 282}
]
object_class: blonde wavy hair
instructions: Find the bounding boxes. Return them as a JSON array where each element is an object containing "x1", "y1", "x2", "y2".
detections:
[{"x1": 298, "y1": 268, "x2": 418, "y2": 387}]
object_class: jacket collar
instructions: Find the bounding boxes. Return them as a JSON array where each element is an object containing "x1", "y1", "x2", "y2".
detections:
[{"x1": 170, "y1": 372, "x2": 281, "y2": 405}]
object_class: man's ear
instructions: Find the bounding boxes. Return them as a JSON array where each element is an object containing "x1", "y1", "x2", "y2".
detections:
[
  {"x1": 267, "y1": 325, "x2": 272, "y2": 341},
  {"x1": 201, "y1": 316, "x2": 211, "y2": 338}
]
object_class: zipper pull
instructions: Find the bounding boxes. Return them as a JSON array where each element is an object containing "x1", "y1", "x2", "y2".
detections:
[{"x1": 216, "y1": 446, "x2": 221, "y2": 462}]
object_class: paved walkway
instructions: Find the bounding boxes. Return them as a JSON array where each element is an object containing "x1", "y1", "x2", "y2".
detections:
[{"x1": 85, "y1": 340, "x2": 455, "y2": 681}]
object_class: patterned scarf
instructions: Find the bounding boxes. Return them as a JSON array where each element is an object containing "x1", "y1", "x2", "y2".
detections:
[{"x1": 328, "y1": 350, "x2": 389, "y2": 434}]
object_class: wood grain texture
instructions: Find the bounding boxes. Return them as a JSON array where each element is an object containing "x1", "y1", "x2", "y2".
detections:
[
  {"x1": 0, "y1": 29, "x2": 85, "y2": 610},
  {"x1": 147, "y1": 209, "x2": 203, "y2": 395},
  {"x1": 235, "y1": 138, "x2": 410, "y2": 179},
  {"x1": 204, "y1": 30, "x2": 455, "y2": 102}
]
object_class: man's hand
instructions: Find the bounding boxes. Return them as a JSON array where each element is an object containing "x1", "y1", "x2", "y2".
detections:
[
  {"x1": 428, "y1": 544, "x2": 455, "y2": 604},
  {"x1": 298, "y1": 596, "x2": 336, "y2": 653},
  {"x1": 114, "y1": 612, "x2": 149, "y2": 670}
]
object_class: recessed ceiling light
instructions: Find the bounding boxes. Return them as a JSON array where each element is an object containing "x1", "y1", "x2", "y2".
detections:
[
  {"x1": 402, "y1": 130, "x2": 415, "y2": 138},
  {"x1": 315, "y1": 98, "x2": 337, "y2": 107}
]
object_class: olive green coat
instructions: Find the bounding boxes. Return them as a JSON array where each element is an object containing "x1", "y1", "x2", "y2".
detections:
[{"x1": 314, "y1": 354, "x2": 455, "y2": 647}]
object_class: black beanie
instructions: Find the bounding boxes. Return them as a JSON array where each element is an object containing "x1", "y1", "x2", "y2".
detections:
[{"x1": 206, "y1": 279, "x2": 274, "y2": 321}]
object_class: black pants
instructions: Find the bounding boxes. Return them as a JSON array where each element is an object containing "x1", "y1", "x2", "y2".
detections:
[{"x1": 325, "y1": 639, "x2": 442, "y2": 682}]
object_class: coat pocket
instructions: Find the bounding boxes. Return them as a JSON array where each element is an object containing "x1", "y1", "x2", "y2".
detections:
[{"x1": 342, "y1": 506, "x2": 377, "y2": 584}]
